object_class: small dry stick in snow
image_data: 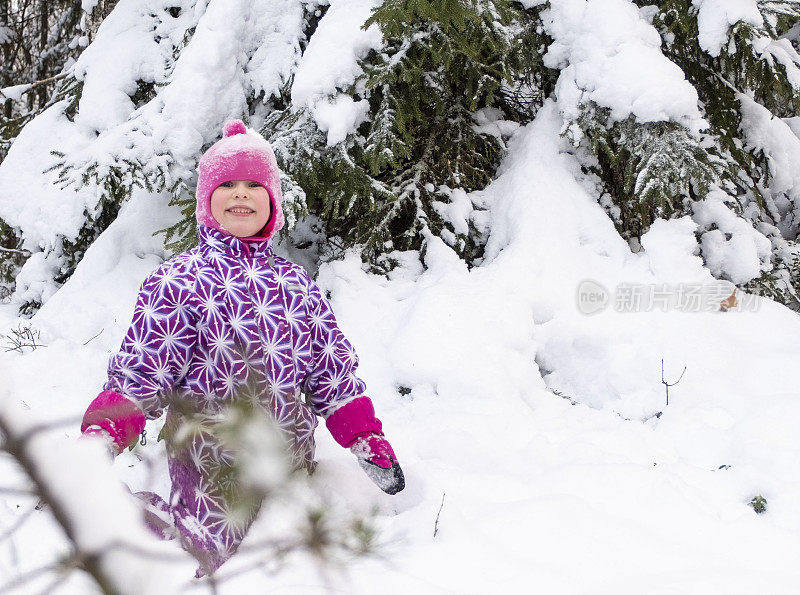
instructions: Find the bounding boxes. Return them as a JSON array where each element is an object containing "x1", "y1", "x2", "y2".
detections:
[
  {"x1": 662, "y1": 359, "x2": 686, "y2": 407},
  {"x1": 433, "y1": 493, "x2": 446, "y2": 538},
  {"x1": 83, "y1": 328, "x2": 104, "y2": 346}
]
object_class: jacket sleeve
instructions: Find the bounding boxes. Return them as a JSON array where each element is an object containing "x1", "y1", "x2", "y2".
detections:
[
  {"x1": 303, "y1": 279, "x2": 367, "y2": 418},
  {"x1": 103, "y1": 263, "x2": 199, "y2": 420}
]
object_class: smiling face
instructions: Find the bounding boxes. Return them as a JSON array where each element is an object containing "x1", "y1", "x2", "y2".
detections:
[{"x1": 209, "y1": 180, "x2": 272, "y2": 237}]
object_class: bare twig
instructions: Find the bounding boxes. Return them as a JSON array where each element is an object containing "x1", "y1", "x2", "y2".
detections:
[
  {"x1": 661, "y1": 359, "x2": 687, "y2": 407},
  {"x1": 0, "y1": 486, "x2": 37, "y2": 497},
  {"x1": 97, "y1": 539, "x2": 192, "y2": 563},
  {"x1": 3, "y1": 324, "x2": 46, "y2": 353},
  {"x1": 3, "y1": 417, "x2": 82, "y2": 452},
  {"x1": 82, "y1": 328, "x2": 104, "y2": 346},
  {"x1": 33, "y1": 569, "x2": 71, "y2": 595},
  {"x1": 433, "y1": 493, "x2": 446, "y2": 538},
  {"x1": 204, "y1": 537, "x2": 303, "y2": 587},
  {"x1": 205, "y1": 573, "x2": 219, "y2": 595},
  {"x1": 0, "y1": 413, "x2": 118, "y2": 593},
  {"x1": 0, "y1": 506, "x2": 36, "y2": 544},
  {"x1": 0, "y1": 557, "x2": 72, "y2": 595}
]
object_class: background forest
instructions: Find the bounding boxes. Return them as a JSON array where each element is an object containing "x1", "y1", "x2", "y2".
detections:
[{"x1": 2, "y1": 0, "x2": 800, "y2": 313}]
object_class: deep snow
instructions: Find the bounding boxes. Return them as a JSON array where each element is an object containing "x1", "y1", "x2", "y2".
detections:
[{"x1": 2, "y1": 101, "x2": 800, "y2": 594}]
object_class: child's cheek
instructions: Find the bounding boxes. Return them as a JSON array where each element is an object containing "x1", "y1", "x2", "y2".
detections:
[{"x1": 210, "y1": 189, "x2": 228, "y2": 217}]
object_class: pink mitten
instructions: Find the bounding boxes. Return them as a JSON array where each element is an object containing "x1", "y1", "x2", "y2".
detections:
[
  {"x1": 326, "y1": 396, "x2": 404, "y2": 494},
  {"x1": 81, "y1": 390, "x2": 146, "y2": 454},
  {"x1": 350, "y1": 433, "x2": 396, "y2": 469},
  {"x1": 81, "y1": 425, "x2": 120, "y2": 457}
]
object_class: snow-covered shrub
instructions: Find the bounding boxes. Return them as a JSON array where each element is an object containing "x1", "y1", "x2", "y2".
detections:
[
  {"x1": 0, "y1": 0, "x2": 89, "y2": 159},
  {"x1": 576, "y1": 104, "x2": 725, "y2": 240}
]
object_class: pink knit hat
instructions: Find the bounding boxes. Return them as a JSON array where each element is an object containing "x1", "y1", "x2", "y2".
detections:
[{"x1": 196, "y1": 120, "x2": 284, "y2": 239}]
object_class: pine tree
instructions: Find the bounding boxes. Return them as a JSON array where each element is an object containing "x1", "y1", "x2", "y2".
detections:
[
  {"x1": 572, "y1": 0, "x2": 800, "y2": 309},
  {"x1": 0, "y1": 0, "x2": 88, "y2": 158},
  {"x1": 261, "y1": 0, "x2": 553, "y2": 269},
  {"x1": 576, "y1": 104, "x2": 726, "y2": 241},
  {"x1": 2, "y1": 1, "x2": 338, "y2": 312},
  {"x1": 2, "y1": 0, "x2": 552, "y2": 310},
  {"x1": 9, "y1": 0, "x2": 800, "y2": 315},
  {"x1": 643, "y1": 0, "x2": 800, "y2": 308}
]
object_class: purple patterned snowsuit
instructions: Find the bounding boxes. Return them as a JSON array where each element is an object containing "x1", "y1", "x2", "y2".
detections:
[{"x1": 103, "y1": 224, "x2": 366, "y2": 574}]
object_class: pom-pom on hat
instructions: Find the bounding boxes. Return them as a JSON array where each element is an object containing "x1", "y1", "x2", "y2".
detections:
[{"x1": 196, "y1": 119, "x2": 284, "y2": 239}]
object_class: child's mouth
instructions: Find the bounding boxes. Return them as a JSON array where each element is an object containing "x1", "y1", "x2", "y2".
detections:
[{"x1": 227, "y1": 207, "x2": 255, "y2": 216}]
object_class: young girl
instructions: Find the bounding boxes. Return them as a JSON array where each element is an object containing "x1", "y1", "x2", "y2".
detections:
[{"x1": 80, "y1": 120, "x2": 404, "y2": 576}]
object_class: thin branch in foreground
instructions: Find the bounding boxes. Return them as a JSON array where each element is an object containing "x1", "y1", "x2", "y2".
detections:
[
  {"x1": 0, "y1": 556, "x2": 72, "y2": 595},
  {"x1": 0, "y1": 505, "x2": 36, "y2": 545},
  {"x1": 0, "y1": 487, "x2": 37, "y2": 498},
  {"x1": 0, "y1": 410, "x2": 130, "y2": 594},
  {"x1": 1, "y1": 416, "x2": 83, "y2": 451},
  {"x1": 32, "y1": 568, "x2": 72, "y2": 595}
]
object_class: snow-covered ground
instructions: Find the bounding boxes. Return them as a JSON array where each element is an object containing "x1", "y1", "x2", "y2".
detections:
[
  {"x1": 3, "y1": 0, "x2": 800, "y2": 592},
  {"x1": 2, "y1": 100, "x2": 800, "y2": 594}
]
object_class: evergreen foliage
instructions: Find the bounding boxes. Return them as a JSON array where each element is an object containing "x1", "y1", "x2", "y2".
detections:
[
  {"x1": 41, "y1": 66, "x2": 169, "y2": 302},
  {"x1": 749, "y1": 494, "x2": 768, "y2": 514},
  {"x1": 0, "y1": 73, "x2": 82, "y2": 301},
  {"x1": 0, "y1": 218, "x2": 26, "y2": 300},
  {"x1": 13, "y1": 8, "x2": 198, "y2": 311},
  {"x1": 644, "y1": 0, "x2": 800, "y2": 167},
  {"x1": 576, "y1": 104, "x2": 726, "y2": 240},
  {"x1": 51, "y1": 163, "x2": 126, "y2": 285},
  {"x1": 572, "y1": 0, "x2": 800, "y2": 309},
  {"x1": 650, "y1": 0, "x2": 800, "y2": 308},
  {"x1": 4, "y1": 0, "x2": 553, "y2": 307},
  {"x1": 6, "y1": 0, "x2": 800, "y2": 312},
  {"x1": 158, "y1": 183, "x2": 199, "y2": 255},
  {"x1": 263, "y1": 0, "x2": 553, "y2": 268}
]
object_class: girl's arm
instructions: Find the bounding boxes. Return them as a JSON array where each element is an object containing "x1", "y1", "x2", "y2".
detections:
[
  {"x1": 303, "y1": 280, "x2": 367, "y2": 417},
  {"x1": 81, "y1": 263, "x2": 199, "y2": 452},
  {"x1": 303, "y1": 280, "x2": 404, "y2": 494}
]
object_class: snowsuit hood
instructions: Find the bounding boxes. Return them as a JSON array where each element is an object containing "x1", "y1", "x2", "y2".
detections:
[{"x1": 195, "y1": 120, "x2": 285, "y2": 240}]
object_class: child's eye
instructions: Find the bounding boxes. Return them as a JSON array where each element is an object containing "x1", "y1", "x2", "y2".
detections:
[
  {"x1": 248, "y1": 182, "x2": 261, "y2": 188},
  {"x1": 220, "y1": 181, "x2": 233, "y2": 187}
]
